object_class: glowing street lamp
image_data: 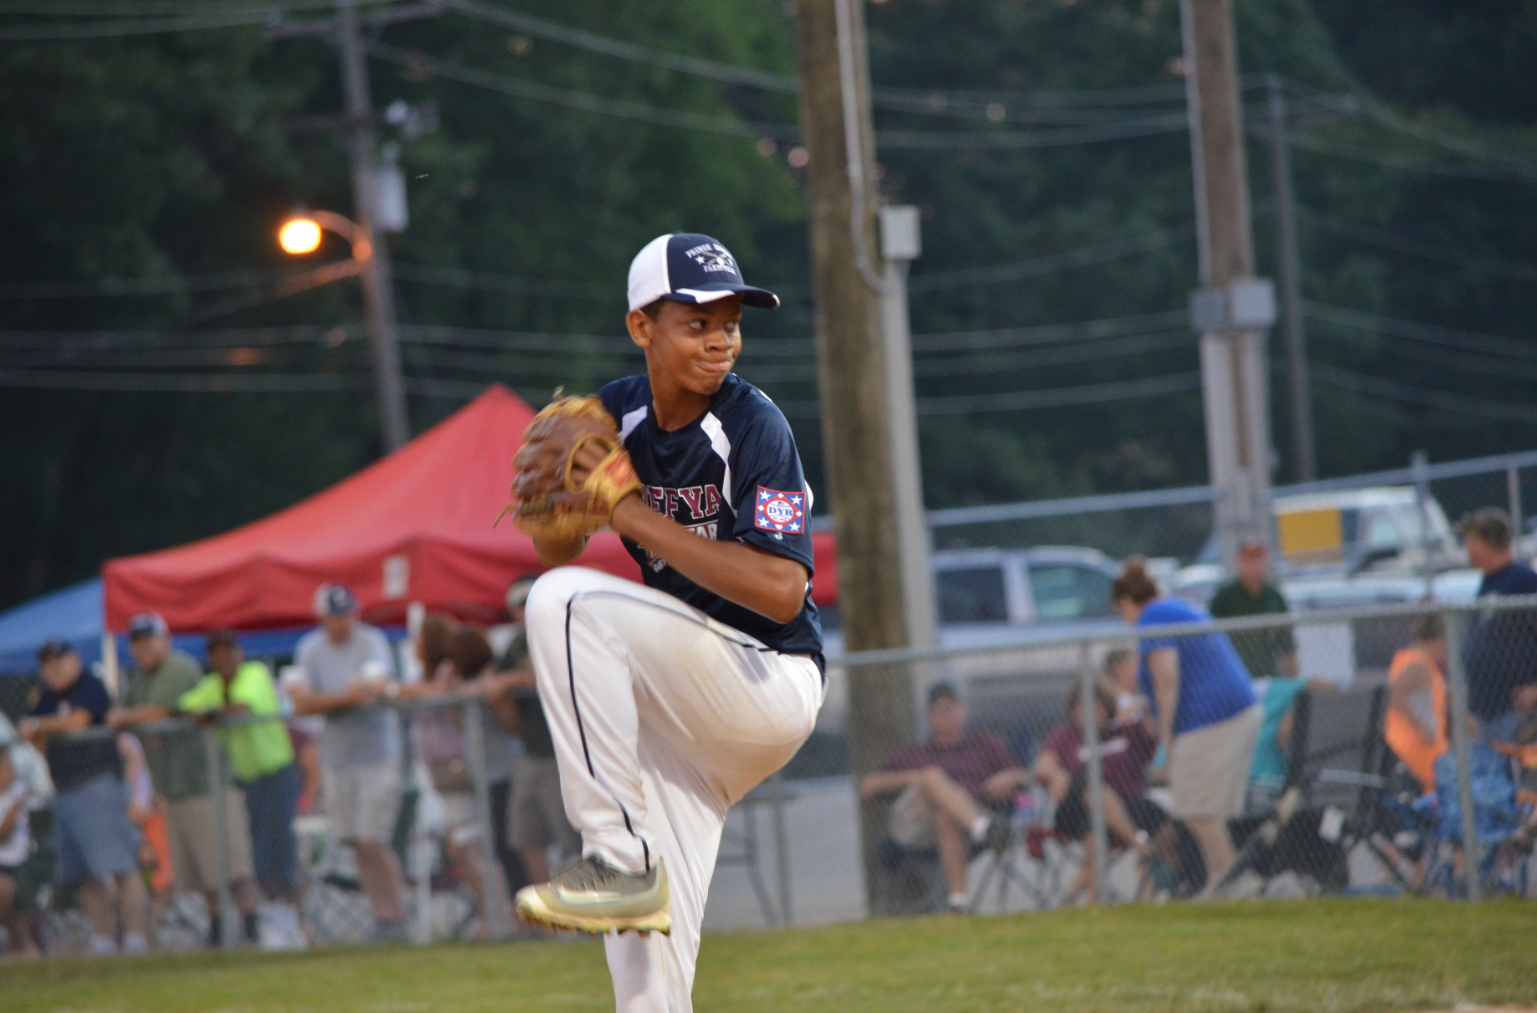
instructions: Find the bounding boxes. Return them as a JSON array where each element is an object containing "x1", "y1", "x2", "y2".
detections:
[
  {"x1": 277, "y1": 207, "x2": 404, "y2": 448},
  {"x1": 278, "y1": 217, "x2": 323, "y2": 255}
]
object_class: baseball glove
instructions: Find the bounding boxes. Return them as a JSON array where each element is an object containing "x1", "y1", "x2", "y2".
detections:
[{"x1": 505, "y1": 392, "x2": 643, "y2": 542}]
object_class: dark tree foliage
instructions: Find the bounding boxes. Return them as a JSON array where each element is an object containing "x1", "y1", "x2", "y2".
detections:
[{"x1": 2, "y1": 0, "x2": 1535, "y2": 608}]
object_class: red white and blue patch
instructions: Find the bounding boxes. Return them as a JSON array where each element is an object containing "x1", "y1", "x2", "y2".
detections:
[{"x1": 754, "y1": 486, "x2": 805, "y2": 534}]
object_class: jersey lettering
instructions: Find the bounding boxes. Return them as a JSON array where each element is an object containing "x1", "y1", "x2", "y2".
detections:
[{"x1": 643, "y1": 484, "x2": 726, "y2": 524}]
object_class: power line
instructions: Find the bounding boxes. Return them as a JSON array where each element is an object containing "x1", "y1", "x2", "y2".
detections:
[
  {"x1": 0, "y1": 266, "x2": 317, "y2": 299},
  {"x1": 374, "y1": 44, "x2": 1189, "y2": 150},
  {"x1": 912, "y1": 310, "x2": 1189, "y2": 352},
  {"x1": 0, "y1": 9, "x2": 286, "y2": 40},
  {"x1": 1298, "y1": 209, "x2": 1537, "y2": 283},
  {"x1": 0, "y1": 368, "x2": 365, "y2": 392},
  {"x1": 1356, "y1": 104, "x2": 1537, "y2": 180},
  {"x1": 1312, "y1": 364, "x2": 1537, "y2": 426},
  {"x1": 0, "y1": 324, "x2": 349, "y2": 351},
  {"x1": 1291, "y1": 135, "x2": 1537, "y2": 184},
  {"x1": 371, "y1": 42, "x2": 795, "y2": 139},
  {"x1": 0, "y1": 1, "x2": 391, "y2": 14},
  {"x1": 442, "y1": 0, "x2": 1192, "y2": 115},
  {"x1": 441, "y1": 0, "x2": 796, "y2": 93},
  {"x1": 772, "y1": 371, "x2": 1201, "y2": 418},
  {"x1": 1304, "y1": 303, "x2": 1537, "y2": 362},
  {"x1": 392, "y1": 262, "x2": 612, "y2": 298},
  {"x1": 907, "y1": 225, "x2": 1197, "y2": 292},
  {"x1": 877, "y1": 115, "x2": 1187, "y2": 150}
]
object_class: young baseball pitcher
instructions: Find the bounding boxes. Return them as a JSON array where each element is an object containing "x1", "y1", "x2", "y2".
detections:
[{"x1": 508, "y1": 233, "x2": 824, "y2": 1012}]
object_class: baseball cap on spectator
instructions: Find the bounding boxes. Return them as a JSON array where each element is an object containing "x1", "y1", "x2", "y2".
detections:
[
  {"x1": 313, "y1": 582, "x2": 358, "y2": 618},
  {"x1": 1238, "y1": 539, "x2": 1268, "y2": 557},
  {"x1": 927, "y1": 681, "x2": 960, "y2": 707},
  {"x1": 627, "y1": 233, "x2": 780, "y2": 312},
  {"x1": 127, "y1": 612, "x2": 169, "y2": 640},
  {"x1": 505, "y1": 578, "x2": 537, "y2": 612},
  {"x1": 37, "y1": 637, "x2": 74, "y2": 662},
  {"x1": 1456, "y1": 507, "x2": 1513, "y2": 549}
]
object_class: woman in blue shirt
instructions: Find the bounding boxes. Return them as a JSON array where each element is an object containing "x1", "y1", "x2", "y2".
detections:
[{"x1": 1112, "y1": 559, "x2": 1260, "y2": 890}]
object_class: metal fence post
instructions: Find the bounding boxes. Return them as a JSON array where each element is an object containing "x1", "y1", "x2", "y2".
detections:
[
  {"x1": 202, "y1": 721, "x2": 237, "y2": 948},
  {"x1": 1441, "y1": 610, "x2": 1482, "y2": 901},
  {"x1": 1508, "y1": 465, "x2": 1523, "y2": 534},
  {"x1": 1079, "y1": 640, "x2": 1109, "y2": 906},
  {"x1": 769, "y1": 772, "x2": 793, "y2": 927},
  {"x1": 462, "y1": 696, "x2": 503, "y2": 936}
]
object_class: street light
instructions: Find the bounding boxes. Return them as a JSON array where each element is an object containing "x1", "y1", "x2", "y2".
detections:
[
  {"x1": 278, "y1": 208, "x2": 405, "y2": 449},
  {"x1": 278, "y1": 217, "x2": 323, "y2": 256}
]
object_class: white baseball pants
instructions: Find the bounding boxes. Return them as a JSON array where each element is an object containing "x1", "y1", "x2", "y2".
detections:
[{"x1": 525, "y1": 566, "x2": 823, "y2": 1013}]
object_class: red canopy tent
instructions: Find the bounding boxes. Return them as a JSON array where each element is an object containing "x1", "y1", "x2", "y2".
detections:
[{"x1": 104, "y1": 384, "x2": 838, "y2": 632}]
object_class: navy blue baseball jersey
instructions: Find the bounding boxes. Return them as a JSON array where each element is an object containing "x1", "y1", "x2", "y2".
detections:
[{"x1": 599, "y1": 372, "x2": 823, "y2": 663}]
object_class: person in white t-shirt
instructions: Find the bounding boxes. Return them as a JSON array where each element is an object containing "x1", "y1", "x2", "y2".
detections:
[{"x1": 287, "y1": 583, "x2": 407, "y2": 943}]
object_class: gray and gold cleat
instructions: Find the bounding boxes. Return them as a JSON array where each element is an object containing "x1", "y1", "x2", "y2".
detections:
[{"x1": 515, "y1": 855, "x2": 671, "y2": 936}]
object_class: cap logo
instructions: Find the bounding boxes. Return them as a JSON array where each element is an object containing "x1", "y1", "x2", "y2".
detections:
[{"x1": 685, "y1": 242, "x2": 738, "y2": 275}]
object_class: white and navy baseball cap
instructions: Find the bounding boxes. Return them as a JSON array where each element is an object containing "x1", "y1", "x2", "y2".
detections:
[{"x1": 627, "y1": 233, "x2": 780, "y2": 312}]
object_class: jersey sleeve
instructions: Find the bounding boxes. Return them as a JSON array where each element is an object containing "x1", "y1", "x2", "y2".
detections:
[{"x1": 727, "y1": 403, "x2": 815, "y2": 573}]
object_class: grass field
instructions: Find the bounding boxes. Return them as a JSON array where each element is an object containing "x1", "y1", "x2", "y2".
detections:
[{"x1": 3, "y1": 900, "x2": 1535, "y2": 1013}]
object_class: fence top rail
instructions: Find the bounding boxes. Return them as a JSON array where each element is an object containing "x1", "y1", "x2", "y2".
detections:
[
  {"x1": 33, "y1": 689, "x2": 488, "y2": 745},
  {"x1": 831, "y1": 593, "x2": 1537, "y2": 669},
  {"x1": 811, "y1": 446, "x2": 1537, "y2": 533}
]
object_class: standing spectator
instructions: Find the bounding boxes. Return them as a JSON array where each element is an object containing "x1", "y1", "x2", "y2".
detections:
[
  {"x1": 859, "y1": 683, "x2": 1026, "y2": 912},
  {"x1": 1457, "y1": 508, "x2": 1537, "y2": 742},
  {"x1": 20, "y1": 640, "x2": 149, "y2": 955},
  {"x1": 180, "y1": 630, "x2": 305, "y2": 950},
  {"x1": 484, "y1": 580, "x2": 576, "y2": 886},
  {"x1": 287, "y1": 583, "x2": 408, "y2": 944},
  {"x1": 1385, "y1": 614, "x2": 1451, "y2": 793},
  {"x1": 1208, "y1": 541, "x2": 1298, "y2": 681},
  {"x1": 110, "y1": 612, "x2": 261, "y2": 947},
  {"x1": 1112, "y1": 559, "x2": 1261, "y2": 892}
]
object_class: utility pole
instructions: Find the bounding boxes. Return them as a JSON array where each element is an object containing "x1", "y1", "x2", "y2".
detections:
[
  {"x1": 1181, "y1": 0, "x2": 1275, "y2": 568},
  {"x1": 793, "y1": 0, "x2": 919, "y2": 914},
  {"x1": 1267, "y1": 75, "x2": 1315, "y2": 483},
  {"x1": 336, "y1": 0, "x2": 410, "y2": 451}
]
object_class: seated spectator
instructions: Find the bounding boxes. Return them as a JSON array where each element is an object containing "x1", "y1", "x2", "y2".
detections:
[
  {"x1": 180, "y1": 629, "x2": 306, "y2": 950},
  {"x1": 1113, "y1": 558, "x2": 1261, "y2": 892},
  {"x1": 21, "y1": 639, "x2": 150, "y2": 955},
  {"x1": 110, "y1": 612, "x2": 261, "y2": 947},
  {"x1": 0, "y1": 742, "x2": 41, "y2": 958},
  {"x1": 1105, "y1": 648, "x2": 1148, "y2": 723},
  {"x1": 1033, "y1": 678, "x2": 1164, "y2": 903},
  {"x1": 1385, "y1": 615, "x2": 1450, "y2": 794},
  {"x1": 859, "y1": 683, "x2": 1027, "y2": 912}
]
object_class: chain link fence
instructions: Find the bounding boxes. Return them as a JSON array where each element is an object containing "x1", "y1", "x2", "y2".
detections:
[
  {"x1": 3, "y1": 600, "x2": 1534, "y2": 953},
  {"x1": 803, "y1": 596, "x2": 1536, "y2": 921}
]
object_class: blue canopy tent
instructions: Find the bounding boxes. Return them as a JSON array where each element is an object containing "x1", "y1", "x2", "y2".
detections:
[
  {"x1": 0, "y1": 579, "x2": 399, "y2": 678},
  {"x1": 0, "y1": 578, "x2": 104, "y2": 675}
]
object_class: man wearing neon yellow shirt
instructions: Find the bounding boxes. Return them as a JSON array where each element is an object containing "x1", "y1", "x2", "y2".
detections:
[{"x1": 181, "y1": 629, "x2": 304, "y2": 950}]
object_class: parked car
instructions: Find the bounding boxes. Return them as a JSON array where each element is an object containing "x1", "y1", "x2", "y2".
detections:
[{"x1": 817, "y1": 546, "x2": 1128, "y2": 736}]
